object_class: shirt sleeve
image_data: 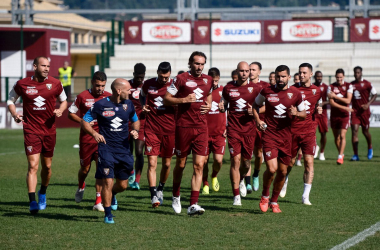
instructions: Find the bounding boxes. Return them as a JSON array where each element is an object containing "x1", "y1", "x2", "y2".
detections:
[
  {"x1": 255, "y1": 90, "x2": 265, "y2": 106},
  {"x1": 327, "y1": 86, "x2": 331, "y2": 100},
  {"x1": 83, "y1": 103, "x2": 97, "y2": 123},
  {"x1": 167, "y1": 77, "x2": 180, "y2": 96},
  {"x1": 68, "y1": 96, "x2": 80, "y2": 113},
  {"x1": 296, "y1": 92, "x2": 305, "y2": 112},
  {"x1": 6, "y1": 83, "x2": 20, "y2": 106},
  {"x1": 370, "y1": 84, "x2": 377, "y2": 95},
  {"x1": 130, "y1": 112, "x2": 138, "y2": 123},
  {"x1": 347, "y1": 84, "x2": 353, "y2": 94},
  {"x1": 57, "y1": 82, "x2": 67, "y2": 102}
]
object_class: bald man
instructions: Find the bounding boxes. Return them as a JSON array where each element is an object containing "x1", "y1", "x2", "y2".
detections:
[
  {"x1": 219, "y1": 61, "x2": 260, "y2": 206},
  {"x1": 81, "y1": 78, "x2": 140, "y2": 224}
]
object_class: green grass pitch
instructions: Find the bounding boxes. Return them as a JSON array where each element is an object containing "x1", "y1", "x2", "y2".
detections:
[{"x1": 0, "y1": 128, "x2": 379, "y2": 249}]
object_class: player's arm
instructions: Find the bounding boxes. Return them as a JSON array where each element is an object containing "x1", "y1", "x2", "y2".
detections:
[
  {"x1": 54, "y1": 87, "x2": 68, "y2": 117},
  {"x1": 362, "y1": 86, "x2": 378, "y2": 110},
  {"x1": 129, "y1": 110, "x2": 140, "y2": 140},
  {"x1": 289, "y1": 94, "x2": 306, "y2": 120},
  {"x1": 163, "y1": 78, "x2": 196, "y2": 105},
  {"x1": 329, "y1": 85, "x2": 353, "y2": 105},
  {"x1": 140, "y1": 88, "x2": 150, "y2": 113},
  {"x1": 7, "y1": 84, "x2": 23, "y2": 123},
  {"x1": 200, "y1": 92, "x2": 212, "y2": 114},
  {"x1": 252, "y1": 92, "x2": 266, "y2": 130},
  {"x1": 81, "y1": 108, "x2": 106, "y2": 143},
  {"x1": 67, "y1": 97, "x2": 82, "y2": 123}
]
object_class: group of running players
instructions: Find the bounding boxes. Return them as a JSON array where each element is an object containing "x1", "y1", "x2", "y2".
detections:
[{"x1": 7, "y1": 52, "x2": 377, "y2": 223}]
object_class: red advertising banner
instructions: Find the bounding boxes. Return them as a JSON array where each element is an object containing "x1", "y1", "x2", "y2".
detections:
[
  {"x1": 350, "y1": 18, "x2": 380, "y2": 42},
  {"x1": 124, "y1": 21, "x2": 143, "y2": 44},
  {"x1": 263, "y1": 20, "x2": 282, "y2": 43},
  {"x1": 194, "y1": 20, "x2": 210, "y2": 44}
]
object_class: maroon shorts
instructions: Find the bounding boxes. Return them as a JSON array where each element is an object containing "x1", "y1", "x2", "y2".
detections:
[
  {"x1": 262, "y1": 135, "x2": 291, "y2": 166},
  {"x1": 351, "y1": 112, "x2": 370, "y2": 129},
  {"x1": 227, "y1": 130, "x2": 256, "y2": 160},
  {"x1": 331, "y1": 116, "x2": 350, "y2": 130},
  {"x1": 207, "y1": 135, "x2": 226, "y2": 155},
  {"x1": 316, "y1": 114, "x2": 328, "y2": 133},
  {"x1": 79, "y1": 142, "x2": 98, "y2": 167},
  {"x1": 24, "y1": 133, "x2": 56, "y2": 157},
  {"x1": 291, "y1": 133, "x2": 317, "y2": 158},
  {"x1": 144, "y1": 130, "x2": 175, "y2": 158},
  {"x1": 254, "y1": 129, "x2": 263, "y2": 149},
  {"x1": 175, "y1": 126, "x2": 208, "y2": 157}
]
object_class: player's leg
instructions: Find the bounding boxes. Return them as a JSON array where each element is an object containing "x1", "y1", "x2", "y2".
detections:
[
  {"x1": 39, "y1": 154, "x2": 52, "y2": 210},
  {"x1": 351, "y1": 124, "x2": 360, "y2": 161},
  {"x1": 157, "y1": 156, "x2": 172, "y2": 204},
  {"x1": 245, "y1": 165, "x2": 252, "y2": 194},
  {"x1": 102, "y1": 177, "x2": 115, "y2": 223},
  {"x1": 260, "y1": 157, "x2": 278, "y2": 212},
  {"x1": 131, "y1": 139, "x2": 145, "y2": 190},
  {"x1": 128, "y1": 137, "x2": 136, "y2": 185},
  {"x1": 252, "y1": 146, "x2": 263, "y2": 191},
  {"x1": 280, "y1": 156, "x2": 295, "y2": 198},
  {"x1": 302, "y1": 154, "x2": 314, "y2": 205},
  {"x1": 147, "y1": 155, "x2": 160, "y2": 207},
  {"x1": 172, "y1": 156, "x2": 186, "y2": 214},
  {"x1": 361, "y1": 116, "x2": 373, "y2": 159},
  {"x1": 332, "y1": 128, "x2": 340, "y2": 152},
  {"x1": 26, "y1": 153, "x2": 41, "y2": 214},
  {"x1": 76, "y1": 164, "x2": 90, "y2": 202},
  {"x1": 337, "y1": 128, "x2": 348, "y2": 165},
  {"x1": 280, "y1": 134, "x2": 299, "y2": 198},
  {"x1": 319, "y1": 132, "x2": 327, "y2": 160},
  {"x1": 211, "y1": 153, "x2": 223, "y2": 192},
  {"x1": 296, "y1": 148, "x2": 302, "y2": 166},
  {"x1": 202, "y1": 154, "x2": 210, "y2": 194},
  {"x1": 93, "y1": 178, "x2": 103, "y2": 211},
  {"x1": 269, "y1": 160, "x2": 287, "y2": 213},
  {"x1": 231, "y1": 153, "x2": 242, "y2": 205},
  {"x1": 188, "y1": 154, "x2": 206, "y2": 214}
]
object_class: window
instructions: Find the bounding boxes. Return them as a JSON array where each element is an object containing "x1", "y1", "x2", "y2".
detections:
[{"x1": 50, "y1": 38, "x2": 68, "y2": 56}]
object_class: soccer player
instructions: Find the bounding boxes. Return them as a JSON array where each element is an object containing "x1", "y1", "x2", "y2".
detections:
[
  {"x1": 68, "y1": 71, "x2": 111, "y2": 211},
  {"x1": 164, "y1": 51, "x2": 213, "y2": 215},
  {"x1": 202, "y1": 67, "x2": 226, "y2": 195},
  {"x1": 280, "y1": 63, "x2": 322, "y2": 205},
  {"x1": 313, "y1": 71, "x2": 329, "y2": 160},
  {"x1": 350, "y1": 66, "x2": 377, "y2": 160},
  {"x1": 328, "y1": 69, "x2": 353, "y2": 165},
  {"x1": 128, "y1": 63, "x2": 146, "y2": 190},
  {"x1": 141, "y1": 62, "x2": 176, "y2": 207},
  {"x1": 81, "y1": 78, "x2": 140, "y2": 224},
  {"x1": 293, "y1": 72, "x2": 303, "y2": 166},
  {"x1": 252, "y1": 65, "x2": 306, "y2": 213},
  {"x1": 247, "y1": 61, "x2": 270, "y2": 193},
  {"x1": 219, "y1": 61, "x2": 260, "y2": 206},
  {"x1": 7, "y1": 56, "x2": 67, "y2": 214},
  {"x1": 268, "y1": 72, "x2": 276, "y2": 86},
  {"x1": 293, "y1": 73, "x2": 300, "y2": 84},
  {"x1": 231, "y1": 69, "x2": 238, "y2": 81}
]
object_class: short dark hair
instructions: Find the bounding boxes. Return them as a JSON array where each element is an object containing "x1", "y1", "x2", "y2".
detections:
[
  {"x1": 294, "y1": 73, "x2": 300, "y2": 78},
  {"x1": 158, "y1": 62, "x2": 171, "y2": 74},
  {"x1": 188, "y1": 51, "x2": 207, "y2": 65},
  {"x1": 315, "y1": 70, "x2": 322, "y2": 75},
  {"x1": 177, "y1": 70, "x2": 185, "y2": 75},
  {"x1": 336, "y1": 68, "x2": 345, "y2": 75},
  {"x1": 269, "y1": 71, "x2": 275, "y2": 76},
  {"x1": 299, "y1": 63, "x2": 313, "y2": 72},
  {"x1": 275, "y1": 65, "x2": 290, "y2": 75},
  {"x1": 231, "y1": 70, "x2": 238, "y2": 77},
  {"x1": 134, "y1": 63, "x2": 146, "y2": 74},
  {"x1": 33, "y1": 56, "x2": 49, "y2": 66},
  {"x1": 250, "y1": 61, "x2": 262, "y2": 70},
  {"x1": 92, "y1": 71, "x2": 107, "y2": 82},
  {"x1": 354, "y1": 66, "x2": 363, "y2": 72},
  {"x1": 208, "y1": 67, "x2": 220, "y2": 77}
]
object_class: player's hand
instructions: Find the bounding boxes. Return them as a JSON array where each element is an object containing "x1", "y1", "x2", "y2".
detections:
[
  {"x1": 223, "y1": 130, "x2": 227, "y2": 138},
  {"x1": 257, "y1": 120, "x2": 267, "y2": 131},
  {"x1": 346, "y1": 107, "x2": 354, "y2": 113},
  {"x1": 247, "y1": 104, "x2": 253, "y2": 116},
  {"x1": 361, "y1": 103, "x2": 369, "y2": 110},
  {"x1": 89, "y1": 121, "x2": 95, "y2": 127},
  {"x1": 328, "y1": 92, "x2": 336, "y2": 99},
  {"x1": 317, "y1": 106, "x2": 323, "y2": 114},
  {"x1": 289, "y1": 105, "x2": 298, "y2": 116},
  {"x1": 142, "y1": 105, "x2": 151, "y2": 114},
  {"x1": 12, "y1": 114, "x2": 23, "y2": 123},
  {"x1": 130, "y1": 130, "x2": 139, "y2": 140},
  {"x1": 219, "y1": 100, "x2": 225, "y2": 112},
  {"x1": 200, "y1": 101, "x2": 211, "y2": 114},
  {"x1": 185, "y1": 93, "x2": 197, "y2": 103},
  {"x1": 93, "y1": 132, "x2": 106, "y2": 144},
  {"x1": 53, "y1": 109, "x2": 63, "y2": 117}
]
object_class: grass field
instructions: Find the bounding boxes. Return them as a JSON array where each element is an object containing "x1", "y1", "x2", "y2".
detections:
[{"x1": 1, "y1": 127, "x2": 379, "y2": 249}]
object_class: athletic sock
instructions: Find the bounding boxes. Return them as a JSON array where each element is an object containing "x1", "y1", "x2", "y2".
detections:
[
  {"x1": 297, "y1": 153, "x2": 302, "y2": 161},
  {"x1": 104, "y1": 206, "x2": 112, "y2": 217},
  {"x1": 135, "y1": 174, "x2": 141, "y2": 184},
  {"x1": 190, "y1": 191, "x2": 199, "y2": 206},
  {"x1": 271, "y1": 190, "x2": 280, "y2": 203},
  {"x1": 39, "y1": 185, "x2": 48, "y2": 195},
  {"x1": 338, "y1": 154, "x2": 343, "y2": 159},
  {"x1": 244, "y1": 176, "x2": 251, "y2": 185},
  {"x1": 368, "y1": 144, "x2": 372, "y2": 150},
  {"x1": 157, "y1": 182, "x2": 165, "y2": 191},
  {"x1": 95, "y1": 192, "x2": 102, "y2": 205},
  {"x1": 211, "y1": 170, "x2": 218, "y2": 178},
  {"x1": 303, "y1": 183, "x2": 312, "y2": 198},
  {"x1": 253, "y1": 169, "x2": 260, "y2": 178},
  {"x1": 172, "y1": 182, "x2": 181, "y2": 197},
  {"x1": 202, "y1": 175, "x2": 208, "y2": 186},
  {"x1": 78, "y1": 181, "x2": 85, "y2": 189},
  {"x1": 28, "y1": 192, "x2": 36, "y2": 202},
  {"x1": 262, "y1": 186, "x2": 270, "y2": 197},
  {"x1": 203, "y1": 181, "x2": 209, "y2": 187},
  {"x1": 149, "y1": 186, "x2": 157, "y2": 199},
  {"x1": 233, "y1": 188, "x2": 239, "y2": 196}
]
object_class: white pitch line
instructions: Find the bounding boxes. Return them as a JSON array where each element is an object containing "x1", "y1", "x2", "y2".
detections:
[
  {"x1": 331, "y1": 221, "x2": 380, "y2": 250},
  {"x1": 0, "y1": 151, "x2": 24, "y2": 156}
]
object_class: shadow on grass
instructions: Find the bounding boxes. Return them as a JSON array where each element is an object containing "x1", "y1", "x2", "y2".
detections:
[{"x1": 2, "y1": 211, "x2": 99, "y2": 221}]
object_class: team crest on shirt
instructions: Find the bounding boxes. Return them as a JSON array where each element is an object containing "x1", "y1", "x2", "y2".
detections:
[
  {"x1": 147, "y1": 146, "x2": 152, "y2": 153},
  {"x1": 27, "y1": 146, "x2": 33, "y2": 153},
  {"x1": 312, "y1": 89, "x2": 316, "y2": 95},
  {"x1": 203, "y1": 78, "x2": 208, "y2": 85},
  {"x1": 342, "y1": 86, "x2": 346, "y2": 91},
  {"x1": 361, "y1": 83, "x2": 365, "y2": 87},
  {"x1": 229, "y1": 148, "x2": 234, "y2": 154},
  {"x1": 123, "y1": 104, "x2": 128, "y2": 111},
  {"x1": 320, "y1": 87, "x2": 324, "y2": 92},
  {"x1": 248, "y1": 87, "x2": 253, "y2": 93},
  {"x1": 219, "y1": 91, "x2": 222, "y2": 97},
  {"x1": 287, "y1": 93, "x2": 293, "y2": 99},
  {"x1": 46, "y1": 84, "x2": 52, "y2": 90},
  {"x1": 266, "y1": 151, "x2": 271, "y2": 157},
  {"x1": 103, "y1": 168, "x2": 110, "y2": 176}
]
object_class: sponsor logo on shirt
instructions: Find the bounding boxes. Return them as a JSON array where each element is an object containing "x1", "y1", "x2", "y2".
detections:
[
  {"x1": 236, "y1": 98, "x2": 247, "y2": 110},
  {"x1": 102, "y1": 111, "x2": 115, "y2": 117},
  {"x1": 354, "y1": 90, "x2": 361, "y2": 99},
  {"x1": 132, "y1": 89, "x2": 140, "y2": 99},
  {"x1": 104, "y1": 107, "x2": 113, "y2": 110},
  {"x1": 186, "y1": 81, "x2": 197, "y2": 88},
  {"x1": 110, "y1": 117, "x2": 123, "y2": 131},
  {"x1": 290, "y1": 23, "x2": 323, "y2": 38},
  {"x1": 154, "y1": 96, "x2": 164, "y2": 107},
  {"x1": 287, "y1": 93, "x2": 293, "y2": 99},
  {"x1": 268, "y1": 96, "x2": 279, "y2": 102},
  {"x1": 26, "y1": 89, "x2": 38, "y2": 95},
  {"x1": 274, "y1": 104, "x2": 287, "y2": 118},
  {"x1": 151, "y1": 25, "x2": 182, "y2": 40},
  {"x1": 193, "y1": 88, "x2": 204, "y2": 102},
  {"x1": 304, "y1": 100, "x2": 311, "y2": 113},
  {"x1": 209, "y1": 101, "x2": 219, "y2": 114},
  {"x1": 33, "y1": 96, "x2": 46, "y2": 110},
  {"x1": 148, "y1": 88, "x2": 158, "y2": 94},
  {"x1": 85, "y1": 99, "x2": 95, "y2": 107},
  {"x1": 46, "y1": 84, "x2": 52, "y2": 90},
  {"x1": 229, "y1": 92, "x2": 240, "y2": 97}
]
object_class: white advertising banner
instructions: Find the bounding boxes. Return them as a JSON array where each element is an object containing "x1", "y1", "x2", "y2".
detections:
[
  {"x1": 281, "y1": 20, "x2": 333, "y2": 41},
  {"x1": 369, "y1": 105, "x2": 380, "y2": 127},
  {"x1": 211, "y1": 22, "x2": 261, "y2": 42},
  {"x1": 142, "y1": 22, "x2": 191, "y2": 42},
  {"x1": 369, "y1": 19, "x2": 380, "y2": 40},
  {"x1": 10, "y1": 107, "x2": 23, "y2": 129},
  {"x1": 0, "y1": 107, "x2": 6, "y2": 129}
]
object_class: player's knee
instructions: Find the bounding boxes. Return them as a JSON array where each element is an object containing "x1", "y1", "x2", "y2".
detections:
[{"x1": 80, "y1": 165, "x2": 91, "y2": 174}]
